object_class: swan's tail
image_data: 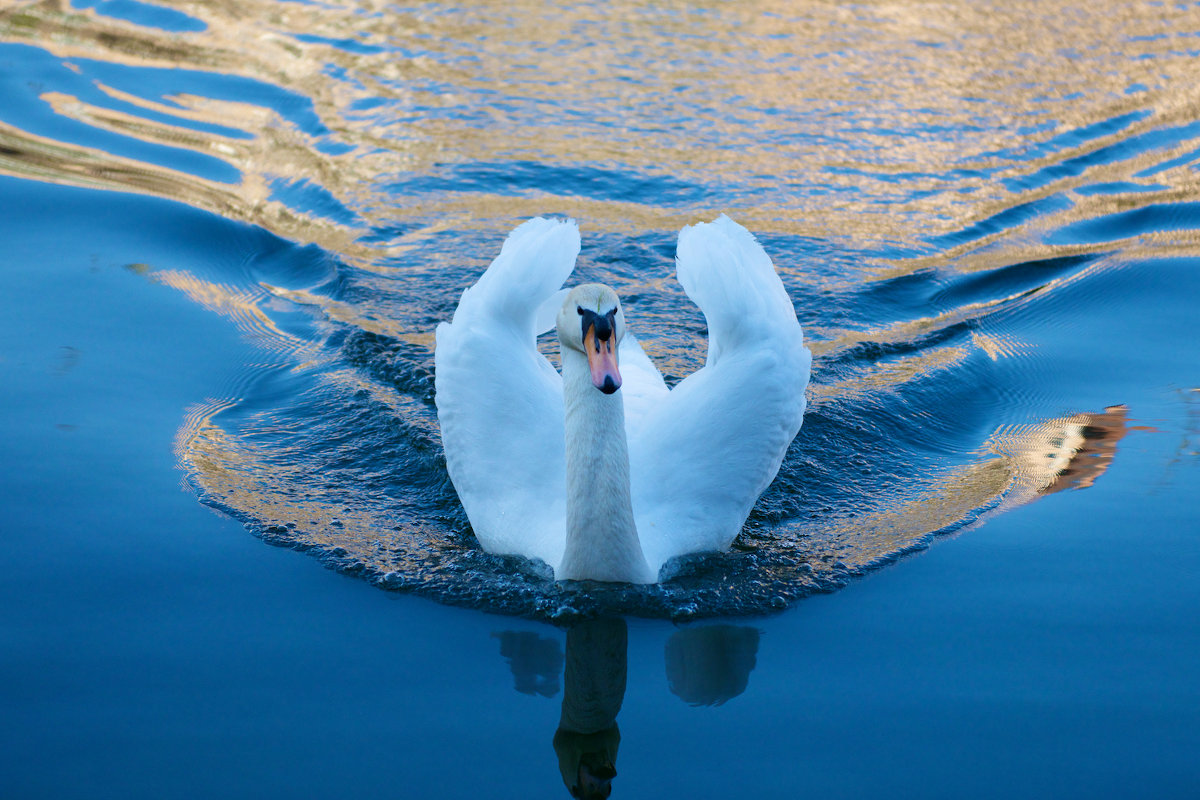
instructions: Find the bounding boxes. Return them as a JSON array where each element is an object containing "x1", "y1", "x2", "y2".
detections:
[
  {"x1": 454, "y1": 217, "x2": 580, "y2": 337},
  {"x1": 675, "y1": 215, "x2": 800, "y2": 363}
]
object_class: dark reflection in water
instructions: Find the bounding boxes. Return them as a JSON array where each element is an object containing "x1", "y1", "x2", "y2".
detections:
[
  {"x1": 494, "y1": 630, "x2": 563, "y2": 698},
  {"x1": 553, "y1": 619, "x2": 627, "y2": 800},
  {"x1": 664, "y1": 626, "x2": 760, "y2": 708},
  {"x1": 495, "y1": 619, "x2": 760, "y2": 797}
]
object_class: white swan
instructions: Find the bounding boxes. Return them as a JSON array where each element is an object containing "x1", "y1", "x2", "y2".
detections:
[{"x1": 434, "y1": 215, "x2": 810, "y2": 583}]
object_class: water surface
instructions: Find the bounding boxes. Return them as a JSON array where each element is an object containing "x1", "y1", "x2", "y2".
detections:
[{"x1": 1, "y1": 0, "x2": 1198, "y2": 796}]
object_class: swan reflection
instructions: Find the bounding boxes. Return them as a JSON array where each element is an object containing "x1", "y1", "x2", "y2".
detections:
[
  {"x1": 553, "y1": 618, "x2": 627, "y2": 799},
  {"x1": 665, "y1": 625, "x2": 760, "y2": 707},
  {"x1": 494, "y1": 631, "x2": 564, "y2": 698},
  {"x1": 495, "y1": 620, "x2": 760, "y2": 797}
]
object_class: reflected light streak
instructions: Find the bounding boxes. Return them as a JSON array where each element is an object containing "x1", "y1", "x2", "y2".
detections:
[{"x1": 3, "y1": 0, "x2": 1200, "y2": 261}]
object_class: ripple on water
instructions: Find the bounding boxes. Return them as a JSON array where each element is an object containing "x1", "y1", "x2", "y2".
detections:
[
  {"x1": 162, "y1": 220, "x2": 1140, "y2": 620},
  {"x1": 4, "y1": 0, "x2": 1194, "y2": 618}
]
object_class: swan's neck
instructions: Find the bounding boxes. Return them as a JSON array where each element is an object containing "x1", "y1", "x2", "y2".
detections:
[{"x1": 557, "y1": 347, "x2": 653, "y2": 583}]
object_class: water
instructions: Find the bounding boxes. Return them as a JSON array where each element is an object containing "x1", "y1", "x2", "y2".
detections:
[{"x1": 2, "y1": 1, "x2": 1198, "y2": 796}]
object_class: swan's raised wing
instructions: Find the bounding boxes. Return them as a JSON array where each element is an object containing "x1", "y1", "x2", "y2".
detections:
[
  {"x1": 630, "y1": 216, "x2": 811, "y2": 572},
  {"x1": 434, "y1": 218, "x2": 578, "y2": 568},
  {"x1": 617, "y1": 332, "x2": 669, "y2": 440}
]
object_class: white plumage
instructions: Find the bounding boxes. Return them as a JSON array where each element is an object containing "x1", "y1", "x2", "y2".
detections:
[{"x1": 434, "y1": 215, "x2": 810, "y2": 582}]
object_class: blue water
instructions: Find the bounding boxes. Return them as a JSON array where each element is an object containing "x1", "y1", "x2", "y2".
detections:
[{"x1": 2, "y1": 0, "x2": 1199, "y2": 796}]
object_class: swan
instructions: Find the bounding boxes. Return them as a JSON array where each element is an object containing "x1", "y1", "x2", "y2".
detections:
[{"x1": 434, "y1": 215, "x2": 810, "y2": 583}]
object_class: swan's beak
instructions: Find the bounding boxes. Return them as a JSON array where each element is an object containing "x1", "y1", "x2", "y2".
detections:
[{"x1": 584, "y1": 324, "x2": 622, "y2": 394}]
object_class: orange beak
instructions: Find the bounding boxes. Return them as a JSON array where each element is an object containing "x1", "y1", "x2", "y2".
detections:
[{"x1": 584, "y1": 324, "x2": 621, "y2": 394}]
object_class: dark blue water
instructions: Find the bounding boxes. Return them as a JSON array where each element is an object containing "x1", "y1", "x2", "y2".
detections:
[{"x1": 2, "y1": 1, "x2": 1199, "y2": 796}]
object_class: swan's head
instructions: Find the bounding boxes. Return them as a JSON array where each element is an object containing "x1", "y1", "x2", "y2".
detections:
[{"x1": 557, "y1": 284, "x2": 626, "y2": 395}]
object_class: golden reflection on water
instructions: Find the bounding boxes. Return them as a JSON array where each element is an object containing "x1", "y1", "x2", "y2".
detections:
[
  {"x1": 788, "y1": 404, "x2": 1131, "y2": 574},
  {"x1": 3, "y1": 0, "x2": 1200, "y2": 261},
  {"x1": 991, "y1": 404, "x2": 1130, "y2": 500},
  {"x1": 150, "y1": 269, "x2": 308, "y2": 352},
  {"x1": 809, "y1": 343, "x2": 971, "y2": 407},
  {"x1": 177, "y1": 394, "x2": 1131, "y2": 596},
  {"x1": 183, "y1": 412, "x2": 466, "y2": 581}
]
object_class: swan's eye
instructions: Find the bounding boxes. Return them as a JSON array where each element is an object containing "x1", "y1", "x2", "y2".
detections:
[{"x1": 577, "y1": 306, "x2": 584, "y2": 316}]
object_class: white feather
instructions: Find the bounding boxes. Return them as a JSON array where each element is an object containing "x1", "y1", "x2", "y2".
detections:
[{"x1": 434, "y1": 215, "x2": 811, "y2": 580}]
